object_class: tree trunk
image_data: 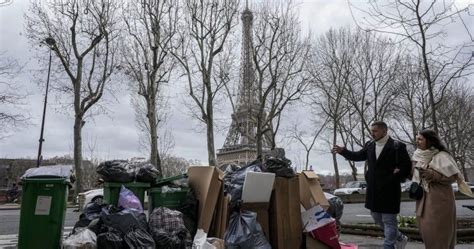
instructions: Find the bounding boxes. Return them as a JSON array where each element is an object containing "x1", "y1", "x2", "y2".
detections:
[
  {"x1": 74, "y1": 115, "x2": 84, "y2": 196},
  {"x1": 148, "y1": 100, "x2": 162, "y2": 176},
  {"x1": 256, "y1": 113, "x2": 263, "y2": 157},
  {"x1": 332, "y1": 121, "x2": 340, "y2": 188},
  {"x1": 206, "y1": 96, "x2": 216, "y2": 166}
]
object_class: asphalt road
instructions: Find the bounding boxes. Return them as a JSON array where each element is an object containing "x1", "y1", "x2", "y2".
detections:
[
  {"x1": 0, "y1": 208, "x2": 80, "y2": 235},
  {"x1": 341, "y1": 199, "x2": 474, "y2": 224},
  {"x1": 0, "y1": 200, "x2": 472, "y2": 236}
]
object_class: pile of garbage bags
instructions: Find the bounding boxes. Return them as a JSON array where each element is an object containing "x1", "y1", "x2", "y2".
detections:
[
  {"x1": 96, "y1": 160, "x2": 159, "y2": 183},
  {"x1": 65, "y1": 186, "x2": 196, "y2": 249}
]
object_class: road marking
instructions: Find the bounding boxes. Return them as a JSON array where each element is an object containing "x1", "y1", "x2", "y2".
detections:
[{"x1": 356, "y1": 214, "x2": 372, "y2": 217}]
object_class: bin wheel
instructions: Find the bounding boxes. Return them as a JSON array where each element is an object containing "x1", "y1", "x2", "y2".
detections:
[{"x1": 92, "y1": 196, "x2": 104, "y2": 205}]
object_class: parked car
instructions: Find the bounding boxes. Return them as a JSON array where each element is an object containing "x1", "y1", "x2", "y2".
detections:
[
  {"x1": 334, "y1": 181, "x2": 367, "y2": 195},
  {"x1": 77, "y1": 188, "x2": 104, "y2": 210}
]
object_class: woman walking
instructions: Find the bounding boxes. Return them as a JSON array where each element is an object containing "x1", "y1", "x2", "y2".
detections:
[{"x1": 412, "y1": 129, "x2": 473, "y2": 249}]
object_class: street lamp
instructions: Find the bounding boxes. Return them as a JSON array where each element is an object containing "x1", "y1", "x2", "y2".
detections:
[{"x1": 36, "y1": 37, "x2": 56, "y2": 167}]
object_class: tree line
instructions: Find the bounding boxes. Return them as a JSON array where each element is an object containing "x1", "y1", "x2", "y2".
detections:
[{"x1": 0, "y1": 0, "x2": 471, "y2": 192}]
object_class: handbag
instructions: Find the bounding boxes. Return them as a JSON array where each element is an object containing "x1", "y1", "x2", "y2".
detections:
[{"x1": 408, "y1": 182, "x2": 423, "y2": 200}]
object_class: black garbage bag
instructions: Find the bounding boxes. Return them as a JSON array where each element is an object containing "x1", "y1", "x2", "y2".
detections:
[
  {"x1": 72, "y1": 202, "x2": 105, "y2": 234},
  {"x1": 84, "y1": 202, "x2": 105, "y2": 220},
  {"x1": 176, "y1": 189, "x2": 199, "y2": 237},
  {"x1": 124, "y1": 228, "x2": 155, "y2": 249},
  {"x1": 224, "y1": 164, "x2": 263, "y2": 209},
  {"x1": 101, "y1": 208, "x2": 149, "y2": 235},
  {"x1": 224, "y1": 211, "x2": 271, "y2": 249},
  {"x1": 148, "y1": 207, "x2": 192, "y2": 249},
  {"x1": 135, "y1": 163, "x2": 160, "y2": 183},
  {"x1": 97, "y1": 160, "x2": 135, "y2": 183},
  {"x1": 262, "y1": 148, "x2": 295, "y2": 178},
  {"x1": 97, "y1": 227, "x2": 124, "y2": 249}
]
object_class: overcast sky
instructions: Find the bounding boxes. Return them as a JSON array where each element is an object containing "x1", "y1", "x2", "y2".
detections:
[{"x1": 0, "y1": 0, "x2": 472, "y2": 175}]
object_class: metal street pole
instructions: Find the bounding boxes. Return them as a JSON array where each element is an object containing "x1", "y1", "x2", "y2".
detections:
[{"x1": 36, "y1": 38, "x2": 55, "y2": 167}]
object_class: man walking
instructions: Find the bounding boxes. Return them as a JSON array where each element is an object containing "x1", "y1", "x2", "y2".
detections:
[{"x1": 332, "y1": 121, "x2": 411, "y2": 249}]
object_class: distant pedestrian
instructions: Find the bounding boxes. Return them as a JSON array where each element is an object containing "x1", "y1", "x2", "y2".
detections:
[
  {"x1": 412, "y1": 129, "x2": 473, "y2": 249},
  {"x1": 332, "y1": 121, "x2": 411, "y2": 249}
]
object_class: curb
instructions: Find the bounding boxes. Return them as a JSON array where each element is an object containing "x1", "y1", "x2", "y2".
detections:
[{"x1": 0, "y1": 204, "x2": 78, "y2": 211}]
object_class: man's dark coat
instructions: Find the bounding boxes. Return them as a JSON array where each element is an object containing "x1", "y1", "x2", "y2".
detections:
[{"x1": 341, "y1": 137, "x2": 411, "y2": 213}]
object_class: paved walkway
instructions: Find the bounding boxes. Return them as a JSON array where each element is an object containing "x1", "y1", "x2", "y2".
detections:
[{"x1": 340, "y1": 234, "x2": 474, "y2": 249}]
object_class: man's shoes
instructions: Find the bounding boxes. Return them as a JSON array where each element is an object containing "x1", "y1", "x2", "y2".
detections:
[{"x1": 395, "y1": 234, "x2": 408, "y2": 249}]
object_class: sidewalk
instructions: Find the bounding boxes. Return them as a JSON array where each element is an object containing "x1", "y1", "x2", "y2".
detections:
[
  {"x1": 339, "y1": 234, "x2": 474, "y2": 249},
  {"x1": 0, "y1": 203, "x2": 78, "y2": 210}
]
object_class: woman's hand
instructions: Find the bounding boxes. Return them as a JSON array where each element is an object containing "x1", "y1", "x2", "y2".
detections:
[{"x1": 419, "y1": 168, "x2": 441, "y2": 182}]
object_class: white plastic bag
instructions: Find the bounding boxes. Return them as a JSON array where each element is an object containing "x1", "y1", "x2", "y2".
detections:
[{"x1": 62, "y1": 228, "x2": 96, "y2": 249}]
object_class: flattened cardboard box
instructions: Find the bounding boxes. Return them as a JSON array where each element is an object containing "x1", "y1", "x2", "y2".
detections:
[
  {"x1": 188, "y1": 166, "x2": 224, "y2": 233},
  {"x1": 269, "y1": 176, "x2": 303, "y2": 249},
  {"x1": 299, "y1": 171, "x2": 329, "y2": 210}
]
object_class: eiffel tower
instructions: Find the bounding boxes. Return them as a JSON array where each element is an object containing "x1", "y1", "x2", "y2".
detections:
[{"x1": 216, "y1": 3, "x2": 272, "y2": 166}]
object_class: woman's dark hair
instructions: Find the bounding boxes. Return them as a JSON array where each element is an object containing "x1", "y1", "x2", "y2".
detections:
[{"x1": 418, "y1": 129, "x2": 447, "y2": 152}]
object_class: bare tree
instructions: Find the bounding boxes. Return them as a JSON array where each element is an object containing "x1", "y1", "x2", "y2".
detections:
[
  {"x1": 349, "y1": 0, "x2": 474, "y2": 134},
  {"x1": 391, "y1": 55, "x2": 431, "y2": 145},
  {"x1": 25, "y1": 0, "x2": 122, "y2": 194},
  {"x1": 160, "y1": 155, "x2": 193, "y2": 177},
  {"x1": 252, "y1": 0, "x2": 311, "y2": 156},
  {"x1": 437, "y1": 82, "x2": 474, "y2": 181},
  {"x1": 170, "y1": 0, "x2": 240, "y2": 166},
  {"x1": 121, "y1": 0, "x2": 179, "y2": 175},
  {"x1": 0, "y1": 53, "x2": 27, "y2": 138},
  {"x1": 309, "y1": 28, "x2": 354, "y2": 188},
  {"x1": 288, "y1": 116, "x2": 328, "y2": 170}
]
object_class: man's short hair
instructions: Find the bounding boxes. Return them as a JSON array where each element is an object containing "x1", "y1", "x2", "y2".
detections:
[{"x1": 371, "y1": 121, "x2": 388, "y2": 130}]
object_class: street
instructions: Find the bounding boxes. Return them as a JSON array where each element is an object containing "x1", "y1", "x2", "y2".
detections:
[
  {"x1": 1, "y1": 200, "x2": 473, "y2": 235},
  {"x1": 0, "y1": 200, "x2": 472, "y2": 248},
  {"x1": 341, "y1": 199, "x2": 474, "y2": 224},
  {"x1": 0, "y1": 208, "x2": 80, "y2": 236}
]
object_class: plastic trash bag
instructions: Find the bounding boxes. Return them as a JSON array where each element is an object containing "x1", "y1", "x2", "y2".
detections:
[
  {"x1": 262, "y1": 148, "x2": 295, "y2": 178},
  {"x1": 22, "y1": 165, "x2": 75, "y2": 183},
  {"x1": 124, "y1": 228, "x2": 155, "y2": 249},
  {"x1": 135, "y1": 163, "x2": 160, "y2": 183},
  {"x1": 63, "y1": 228, "x2": 97, "y2": 249},
  {"x1": 101, "y1": 208, "x2": 148, "y2": 235},
  {"x1": 118, "y1": 185, "x2": 143, "y2": 211},
  {"x1": 96, "y1": 229, "x2": 124, "y2": 249},
  {"x1": 97, "y1": 160, "x2": 135, "y2": 183},
  {"x1": 73, "y1": 203, "x2": 105, "y2": 234},
  {"x1": 148, "y1": 207, "x2": 192, "y2": 249},
  {"x1": 224, "y1": 211, "x2": 271, "y2": 249}
]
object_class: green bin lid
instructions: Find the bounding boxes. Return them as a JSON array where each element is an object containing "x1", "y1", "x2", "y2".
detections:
[
  {"x1": 21, "y1": 178, "x2": 70, "y2": 184},
  {"x1": 153, "y1": 174, "x2": 188, "y2": 187}
]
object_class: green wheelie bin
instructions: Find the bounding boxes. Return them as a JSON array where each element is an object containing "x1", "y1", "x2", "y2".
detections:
[
  {"x1": 148, "y1": 174, "x2": 189, "y2": 215},
  {"x1": 18, "y1": 178, "x2": 70, "y2": 249}
]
